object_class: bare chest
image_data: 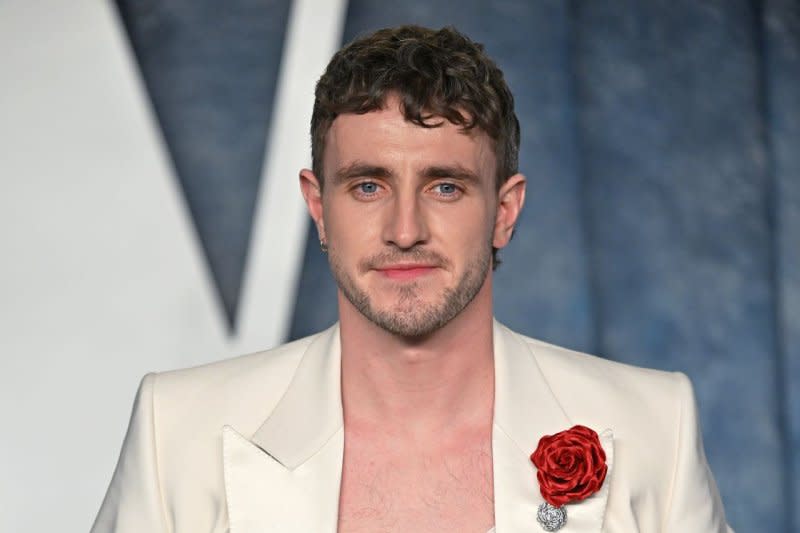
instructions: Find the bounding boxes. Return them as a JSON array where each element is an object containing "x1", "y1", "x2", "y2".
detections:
[{"x1": 337, "y1": 437, "x2": 494, "y2": 533}]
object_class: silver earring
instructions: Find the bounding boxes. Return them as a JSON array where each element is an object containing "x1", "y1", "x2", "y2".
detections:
[{"x1": 320, "y1": 240, "x2": 328, "y2": 253}]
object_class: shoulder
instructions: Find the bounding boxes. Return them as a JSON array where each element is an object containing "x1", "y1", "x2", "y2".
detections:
[
  {"x1": 502, "y1": 327, "x2": 733, "y2": 530},
  {"x1": 147, "y1": 327, "x2": 331, "y2": 437},
  {"x1": 95, "y1": 329, "x2": 336, "y2": 531},
  {"x1": 502, "y1": 325, "x2": 694, "y2": 471},
  {"x1": 124, "y1": 328, "x2": 334, "y2": 521},
  {"x1": 508, "y1": 326, "x2": 689, "y2": 415}
]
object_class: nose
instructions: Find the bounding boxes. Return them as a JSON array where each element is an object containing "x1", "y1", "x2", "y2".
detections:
[{"x1": 382, "y1": 188, "x2": 430, "y2": 249}]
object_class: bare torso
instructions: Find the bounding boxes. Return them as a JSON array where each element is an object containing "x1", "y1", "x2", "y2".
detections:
[{"x1": 337, "y1": 423, "x2": 494, "y2": 533}]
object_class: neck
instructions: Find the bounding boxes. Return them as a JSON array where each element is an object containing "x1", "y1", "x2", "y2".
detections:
[{"x1": 338, "y1": 276, "x2": 495, "y2": 441}]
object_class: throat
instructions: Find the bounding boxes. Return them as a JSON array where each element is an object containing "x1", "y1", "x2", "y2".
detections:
[{"x1": 339, "y1": 345, "x2": 496, "y2": 435}]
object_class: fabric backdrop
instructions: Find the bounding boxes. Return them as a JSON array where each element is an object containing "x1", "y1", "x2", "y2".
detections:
[{"x1": 117, "y1": 1, "x2": 800, "y2": 531}]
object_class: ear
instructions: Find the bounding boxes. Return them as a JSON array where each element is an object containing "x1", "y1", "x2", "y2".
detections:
[
  {"x1": 493, "y1": 173, "x2": 526, "y2": 249},
  {"x1": 299, "y1": 169, "x2": 326, "y2": 243}
]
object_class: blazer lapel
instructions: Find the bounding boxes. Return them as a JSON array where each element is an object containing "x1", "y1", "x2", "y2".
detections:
[
  {"x1": 223, "y1": 326, "x2": 344, "y2": 533},
  {"x1": 492, "y1": 322, "x2": 614, "y2": 532}
]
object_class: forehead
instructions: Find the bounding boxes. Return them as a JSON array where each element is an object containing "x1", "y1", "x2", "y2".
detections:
[{"x1": 323, "y1": 98, "x2": 495, "y2": 179}]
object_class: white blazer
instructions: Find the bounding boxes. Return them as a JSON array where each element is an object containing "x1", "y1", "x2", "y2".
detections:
[{"x1": 92, "y1": 321, "x2": 732, "y2": 532}]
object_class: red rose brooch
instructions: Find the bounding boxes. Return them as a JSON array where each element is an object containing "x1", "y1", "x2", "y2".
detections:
[{"x1": 530, "y1": 425, "x2": 608, "y2": 531}]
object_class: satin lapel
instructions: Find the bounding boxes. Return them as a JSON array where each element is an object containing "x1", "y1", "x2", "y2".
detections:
[
  {"x1": 491, "y1": 322, "x2": 614, "y2": 532},
  {"x1": 223, "y1": 326, "x2": 344, "y2": 533}
]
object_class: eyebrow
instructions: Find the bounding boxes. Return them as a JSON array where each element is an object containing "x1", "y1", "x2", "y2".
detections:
[
  {"x1": 332, "y1": 161, "x2": 482, "y2": 185},
  {"x1": 332, "y1": 162, "x2": 391, "y2": 185},
  {"x1": 421, "y1": 164, "x2": 481, "y2": 184}
]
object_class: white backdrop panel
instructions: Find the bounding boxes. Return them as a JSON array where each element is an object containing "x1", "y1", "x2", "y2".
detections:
[
  {"x1": 0, "y1": 1, "x2": 227, "y2": 531},
  {"x1": 0, "y1": 0, "x2": 347, "y2": 530}
]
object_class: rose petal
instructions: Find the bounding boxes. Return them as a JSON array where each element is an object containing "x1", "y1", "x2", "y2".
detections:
[{"x1": 531, "y1": 425, "x2": 608, "y2": 505}]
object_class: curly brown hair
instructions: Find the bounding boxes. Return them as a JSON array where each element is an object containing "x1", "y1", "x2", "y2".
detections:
[
  {"x1": 311, "y1": 25, "x2": 519, "y2": 185},
  {"x1": 310, "y1": 25, "x2": 520, "y2": 266}
]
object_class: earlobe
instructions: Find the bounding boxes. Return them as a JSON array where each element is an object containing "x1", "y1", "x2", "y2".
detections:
[
  {"x1": 493, "y1": 173, "x2": 526, "y2": 249},
  {"x1": 299, "y1": 169, "x2": 326, "y2": 241}
]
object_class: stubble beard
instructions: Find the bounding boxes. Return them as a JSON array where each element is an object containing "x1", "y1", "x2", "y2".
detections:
[{"x1": 328, "y1": 244, "x2": 492, "y2": 338}]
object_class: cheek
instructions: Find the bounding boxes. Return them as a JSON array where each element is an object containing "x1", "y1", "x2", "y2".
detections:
[
  {"x1": 429, "y1": 207, "x2": 494, "y2": 258},
  {"x1": 434, "y1": 203, "x2": 494, "y2": 237},
  {"x1": 325, "y1": 204, "x2": 380, "y2": 251}
]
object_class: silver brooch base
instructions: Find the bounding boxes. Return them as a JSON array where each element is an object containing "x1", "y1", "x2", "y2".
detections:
[{"x1": 537, "y1": 502, "x2": 567, "y2": 531}]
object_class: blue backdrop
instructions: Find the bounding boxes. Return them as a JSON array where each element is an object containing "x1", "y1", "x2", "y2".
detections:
[{"x1": 118, "y1": 1, "x2": 800, "y2": 531}]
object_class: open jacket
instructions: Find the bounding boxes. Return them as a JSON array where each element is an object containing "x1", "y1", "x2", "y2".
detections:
[{"x1": 92, "y1": 321, "x2": 732, "y2": 532}]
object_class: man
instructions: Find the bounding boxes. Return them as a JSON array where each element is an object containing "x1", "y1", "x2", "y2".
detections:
[{"x1": 93, "y1": 26, "x2": 732, "y2": 532}]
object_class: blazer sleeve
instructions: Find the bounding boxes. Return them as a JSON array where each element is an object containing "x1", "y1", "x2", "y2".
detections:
[
  {"x1": 91, "y1": 373, "x2": 170, "y2": 533},
  {"x1": 662, "y1": 372, "x2": 734, "y2": 532}
]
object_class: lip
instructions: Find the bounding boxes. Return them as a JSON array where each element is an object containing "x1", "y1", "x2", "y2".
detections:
[{"x1": 375, "y1": 264, "x2": 438, "y2": 280}]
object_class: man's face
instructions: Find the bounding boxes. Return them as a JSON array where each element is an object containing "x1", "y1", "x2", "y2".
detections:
[{"x1": 304, "y1": 96, "x2": 520, "y2": 338}]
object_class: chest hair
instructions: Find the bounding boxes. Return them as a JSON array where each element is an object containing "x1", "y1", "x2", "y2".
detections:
[{"x1": 338, "y1": 434, "x2": 494, "y2": 533}]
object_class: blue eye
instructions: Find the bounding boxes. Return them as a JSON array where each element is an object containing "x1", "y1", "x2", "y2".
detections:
[
  {"x1": 435, "y1": 183, "x2": 459, "y2": 195},
  {"x1": 357, "y1": 182, "x2": 379, "y2": 194}
]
